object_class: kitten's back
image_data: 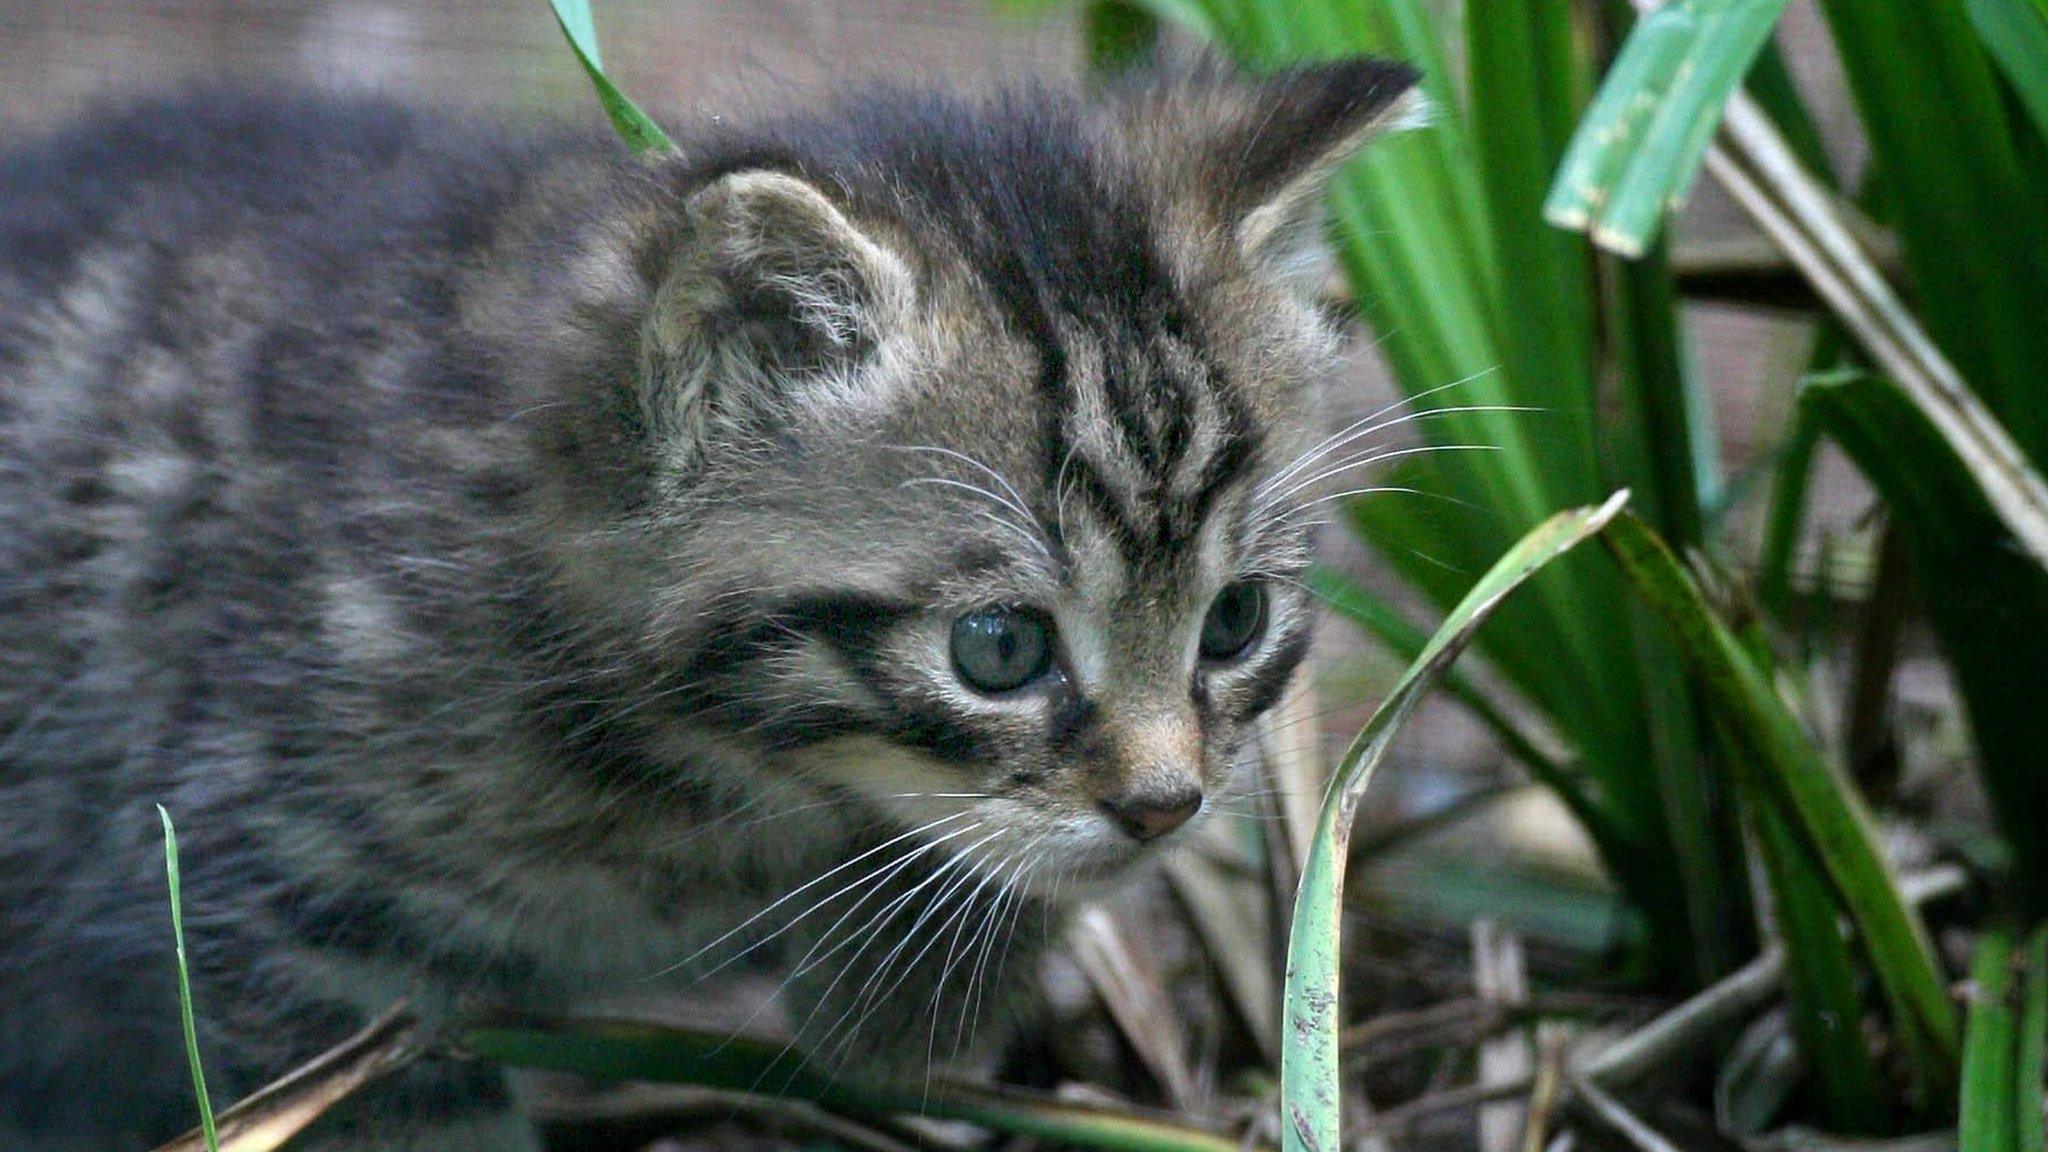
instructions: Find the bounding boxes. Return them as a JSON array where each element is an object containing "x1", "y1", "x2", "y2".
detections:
[{"x1": 0, "y1": 93, "x2": 595, "y2": 1149}]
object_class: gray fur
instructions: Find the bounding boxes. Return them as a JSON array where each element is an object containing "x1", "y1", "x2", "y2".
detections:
[{"x1": 0, "y1": 63, "x2": 1416, "y2": 1150}]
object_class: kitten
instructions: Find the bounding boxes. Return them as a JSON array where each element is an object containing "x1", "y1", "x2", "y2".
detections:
[{"x1": 0, "y1": 60, "x2": 1418, "y2": 1151}]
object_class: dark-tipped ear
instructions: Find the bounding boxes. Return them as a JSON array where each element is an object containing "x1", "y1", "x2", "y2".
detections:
[
  {"x1": 1224, "y1": 60, "x2": 1425, "y2": 263},
  {"x1": 1116, "y1": 57, "x2": 1424, "y2": 279},
  {"x1": 644, "y1": 169, "x2": 915, "y2": 451}
]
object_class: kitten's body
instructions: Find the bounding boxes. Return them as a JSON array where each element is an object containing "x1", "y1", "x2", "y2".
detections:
[{"x1": 0, "y1": 68, "x2": 1415, "y2": 1150}]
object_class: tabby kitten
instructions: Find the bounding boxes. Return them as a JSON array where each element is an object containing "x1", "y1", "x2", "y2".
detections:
[{"x1": 0, "y1": 59, "x2": 1418, "y2": 1151}]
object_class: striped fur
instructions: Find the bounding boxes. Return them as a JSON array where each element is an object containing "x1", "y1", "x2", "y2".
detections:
[{"x1": 0, "y1": 61, "x2": 1417, "y2": 1150}]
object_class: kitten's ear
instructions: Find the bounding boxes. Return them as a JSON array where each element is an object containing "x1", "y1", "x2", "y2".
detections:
[
  {"x1": 644, "y1": 169, "x2": 915, "y2": 450},
  {"x1": 1124, "y1": 58, "x2": 1425, "y2": 280}
]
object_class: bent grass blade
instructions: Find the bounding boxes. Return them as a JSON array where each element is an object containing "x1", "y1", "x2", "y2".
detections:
[{"x1": 1279, "y1": 492, "x2": 1629, "y2": 1152}]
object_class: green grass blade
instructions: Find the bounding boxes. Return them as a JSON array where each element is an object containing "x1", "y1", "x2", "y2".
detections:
[
  {"x1": 1602, "y1": 240, "x2": 1710, "y2": 547},
  {"x1": 1961, "y1": 929, "x2": 2019, "y2": 1152},
  {"x1": 1307, "y1": 567, "x2": 1579, "y2": 791},
  {"x1": 1545, "y1": 12, "x2": 1695, "y2": 234},
  {"x1": 461, "y1": 1016, "x2": 1252, "y2": 1152},
  {"x1": 1601, "y1": 512, "x2": 1961, "y2": 1108},
  {"x1": 2020, "y1": 927, "x2": 2047, "y2": 1152},
  {"x1": 1804, "y1": 371, "x2": 2048, "y2": 921},
  {"x1": 1599, "y1": 237, "x2": 1749, "y2": 983},
  {"x1": 1817, "y1": 0, "x2": 2048, "y2": 463},
  {"x1": 160, "y1": 805, "x2": 220, "y2": 1152},
  {"x1": 1085, "y1": 1, "x2": 1164, "y2": 71},
  {"x1": 1756, "y1": 381, "x2": 1825, "y2": 619},
  {"x1": 1546, "y1": 0, "x2": 1793, "y2": 255},
  {"x1": 1468, "y1": 0, "x2": 1597, "y2": 481},
  {"x1": 1121, "y1": 0, "x2": 1729, "y2": 989},
  {"x1": 1745, "y1": 767, "x2": 1891, "y2": 1132},
  {"x1": 1594, "y1": 1, "x2": 1790, "y2": 254},
  {"x1": 1072, "y1": 0, "x2": 1218, "y2": 40},
  {"x1": 545, "y1": 0, "x2": 675, "y2": 154},
  {"x1": 1281, "y1": 492, "x2": 1628, "y2": 1152},
  {"x1": 1964, "y1": 0, "x2": 2048, "y2": 145}
]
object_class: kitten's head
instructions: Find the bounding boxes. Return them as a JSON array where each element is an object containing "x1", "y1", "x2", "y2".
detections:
[{"x1": 538, "y1": 59, "x2": 1421, "y2": 890}]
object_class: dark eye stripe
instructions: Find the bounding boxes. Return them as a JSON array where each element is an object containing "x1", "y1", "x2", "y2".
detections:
[{"x1": 1221, "y1": 618, "x2": 1314, "y2": 721}]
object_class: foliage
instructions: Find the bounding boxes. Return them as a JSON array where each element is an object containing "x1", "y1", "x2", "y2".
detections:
[{"x1": 1062, "y1": 0, "x2": 2048, "y2": 1142}]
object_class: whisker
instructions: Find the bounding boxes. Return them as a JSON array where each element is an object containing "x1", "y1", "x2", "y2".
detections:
[
  {"x1": 1260, "y1": 398, "x2": 1532, "y2": 506},
  {"x1": 777, "y1": 834, "x2": 998, "y2": 1064},
  {"x1": 898, "y1": 477, "x2": 1057, "y2": 566},
  {"x1": 809, "y1": 847, "x2": 999, "y2": 1073},
  {"x1": 1264, "y1": 442, "x2": 1501, "y2": 508},
  {"x1": 921, "y1": 851, "x2": 1018, "y2": 1081},
  {"x1": 1256, "y1": 370, "x2": 1500, "y2": 499},
  {"x1": 773, "y1": 825, "x2": 994, "y2": 993},
  {"x1": 955, "y1": 848, "x2": 1037, "y2": 1059},
  {"x1": 648, "y1": 810, "x2": 972, "y2": 979},
  {"x1": 887, "y1": 444, "x2": 1038, "y2": 525}
]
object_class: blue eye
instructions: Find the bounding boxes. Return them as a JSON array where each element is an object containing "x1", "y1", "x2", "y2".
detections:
[
  {"x1": 1200, "y1": 581, "x2": 1266, "y2": 661},
  {"x1": 950, "y1": 609, "x2": 1052, "y2": 694}
]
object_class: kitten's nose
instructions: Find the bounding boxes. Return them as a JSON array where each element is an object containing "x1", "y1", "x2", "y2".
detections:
[{"x1": 1099, "y1": 788, "x2": 1203, "y2": 842}]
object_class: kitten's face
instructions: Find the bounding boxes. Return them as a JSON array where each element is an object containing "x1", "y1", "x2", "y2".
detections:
[
  {"x1": 546, "y1": 60, "x2": 1420, "y2": 893},
  {"x1": 735, "y1": 276, "x2": 1328, "y2": 889}
]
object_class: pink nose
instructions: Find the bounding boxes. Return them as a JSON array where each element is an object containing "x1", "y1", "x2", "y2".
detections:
[{"x1": 1099, "y1": 788, "x2": 1202, "y2": 842}]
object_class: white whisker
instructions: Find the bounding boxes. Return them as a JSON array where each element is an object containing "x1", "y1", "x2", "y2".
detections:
[
  {"x1": 648, "y1": 810, "x2": 971, "y2": 979},
  {"x1": 1264, "y1": 442, "x2": 1501, "y2": 508},
  {"x1": 1256, "y1": 369, "x2": 1500, "y2": 498}
]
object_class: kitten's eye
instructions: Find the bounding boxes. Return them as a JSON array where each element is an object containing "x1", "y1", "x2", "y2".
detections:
[
  {"x1": 1199, "y1": 581, "x2": 1267, "y2": 662},
  {"x1": 951, "y1": 609, "x2": 1052, "y2": 694}
]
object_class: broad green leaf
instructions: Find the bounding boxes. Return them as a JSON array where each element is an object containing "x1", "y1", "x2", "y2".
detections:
[
  {"x1": 1960, "y1": 930, "x2": 2018, "y2": 1152},
  {"x1": 1281, "y1": 492, "x2": 1628, "y2": 1152},
  {"x1": 1545, "y1": 0, "x2": 1794, "y2": 255},
  {"x1": 545, "y1": 0, "x2": 675, "y2": 154},
  {"x1": 461, "y1": 1017, "x2": 1252, "y2": 1152},
  {"x1": 1964, "y1": 0, "x2": 2048, "y2": 145},
  {"x1": 1601, "y1": 512, "x2": 1960, "y2": 1107},
  {"x1": 160, "y1": 806, "x2": 220, "y2": 1152}
]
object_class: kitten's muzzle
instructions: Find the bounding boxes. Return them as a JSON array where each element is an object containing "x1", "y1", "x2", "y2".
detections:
[{"x1": 1098, "y1": 787, "x2": 1202, "y2": 842}]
